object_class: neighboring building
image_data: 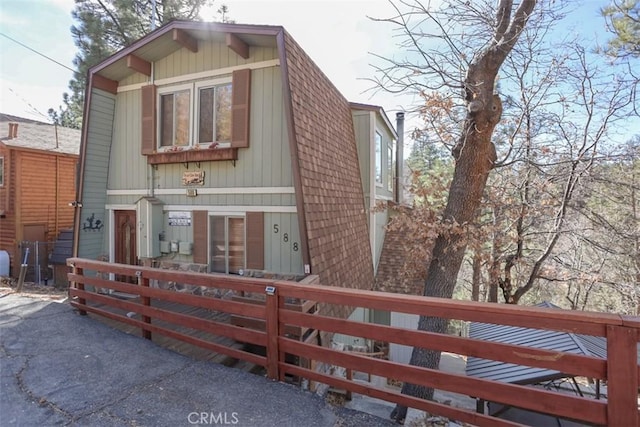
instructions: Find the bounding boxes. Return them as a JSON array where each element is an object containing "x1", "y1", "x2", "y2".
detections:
[
  {"x1": 0, "y1": 114, "x2": 80, "y2": 278},
  {"x1": 74, "y1": 21, "x2": 403, "y2": 324}
]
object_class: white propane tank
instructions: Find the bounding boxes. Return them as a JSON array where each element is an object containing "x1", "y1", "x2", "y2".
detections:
[{"x1": 0, "y1": 250, "x2": 9, "y2": 276}]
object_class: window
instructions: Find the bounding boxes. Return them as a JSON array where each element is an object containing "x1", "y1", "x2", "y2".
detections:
[
  {"x1": 387, "y1": 140, "x2": 394, "y2": 192},
  {"x1": 141, "y1": 69, "x2": 250, "y2": 161},
  {"x1": 160, "y1": 89, "x2": 190, "y2": 147},
  {"x1": 375, "y1": 131, "x2": 382, "y2": 185},
  {"x1": 157, "y1": 78, "x2": 232, "y2": 150},
  {"x1": 198, "y1": 83, "x2": 232, "y2": 144},
  {"x1": 210, "y1": 216, "x2": 245, "y2": 274},
  {"x1": 0, "y1": 157, "x2": 3, "y2": 186}
]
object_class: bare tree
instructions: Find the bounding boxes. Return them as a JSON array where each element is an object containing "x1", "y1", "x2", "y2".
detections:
[{"x1": 372, "y1": 0, "x2": 538, "y2": 421}]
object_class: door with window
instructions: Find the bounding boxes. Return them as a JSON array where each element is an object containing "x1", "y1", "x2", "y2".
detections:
[
  {"x1": 114, "y1": 210, "x2": 137, "y2": 282},
  {"x1": 210, "y1": 216, "x2": 245, "y2": 274}
]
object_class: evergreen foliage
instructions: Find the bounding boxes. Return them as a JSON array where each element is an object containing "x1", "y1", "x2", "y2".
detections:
[{"x1": 49, "y1": 0, "x2": 216, "y2": 129}]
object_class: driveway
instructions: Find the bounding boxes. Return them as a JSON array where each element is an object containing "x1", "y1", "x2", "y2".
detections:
[{"x1": 0, "y1": 294, "x2": 395, "y2": 427}]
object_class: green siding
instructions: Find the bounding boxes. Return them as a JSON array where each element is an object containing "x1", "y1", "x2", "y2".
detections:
[
  {"x1": 374, "y1": 209, "x2": 388, "y2": 273},
  {"x1": 352, "y1": 111, "x2": 371, "y2": 197},
  {"x1": 106, "y1": 194, "x2": 296, "y2": 207},
  {"x1": 107, "y1": 66, "x2": 292, "y2": 205},
  {"x1": 78, "y1": 89, "x2": 116, "y2": 261},
  {"x1": 374, "y1": 116, "x2": 395, "y2": 201},
  {"x1": 155, "y1": 42, "x2": 278, "y2": 79},
  {"x1": 151, "y1": 211, "x2": 303, "y2": 274},
  {"x1": 84, "y1": 37, "x2": 297, "y2": 276},
  {"x1": 264, "y1": 212, "x2": 303, "y2": 275}
]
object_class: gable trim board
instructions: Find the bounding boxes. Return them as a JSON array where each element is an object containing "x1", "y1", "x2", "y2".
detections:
[
  {"x1": 75, "y1": 21, "x2": 375, "y2": 319},
  {"x1": 105, "y1": 205, "x2": 297, "y2": 213},
  {"x1": 106, "y1": 187, "x2": 296, "y2": 196},
  {"x1": 116, "y1": 59, "x2": 280, "y2": 93}
]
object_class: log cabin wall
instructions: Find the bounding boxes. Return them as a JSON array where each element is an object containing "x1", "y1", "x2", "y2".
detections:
[{"x1": 0, "y1": 117, "x2": 80, "y2": 277}]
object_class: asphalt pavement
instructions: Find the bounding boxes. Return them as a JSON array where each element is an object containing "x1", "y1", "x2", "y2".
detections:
[{"x1": 0, "y1": 293, "x2": 396, "y2": 427}]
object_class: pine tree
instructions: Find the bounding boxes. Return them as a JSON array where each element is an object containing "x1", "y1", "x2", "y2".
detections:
[
  {"x1": 49, "y1": 0, "x2": 217, "y2": 129},
  {"x1": 602, "y1": 0, "x2": 640, "y2": 58}
]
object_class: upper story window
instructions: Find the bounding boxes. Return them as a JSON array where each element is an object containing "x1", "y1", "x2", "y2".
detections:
[
  {"x1": 375, "y1": 131, "x2": 382, "y2": 185},
  {"x1": 198, "y1": 83, "x2": 232, "y2": 144},
  {"x1": 0, "y1": 157, "x2": 4, "y2": 186},
  {"x1": 158, "y1": 78, "x2": 232, "y2": 150},
  {"x1": 387, "y1": 140, "x2": 394, "y2": 192},
  {"x1": 141, "y1": 68, "x2": 251, "y2": 164},
  {"x1": 160, "y1": 87, "x2": 191, "y2": 147}
]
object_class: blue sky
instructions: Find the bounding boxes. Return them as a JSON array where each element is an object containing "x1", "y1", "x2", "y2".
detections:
[{"x1": 0, "y1": 0, "x2": 636, "y2": 144}]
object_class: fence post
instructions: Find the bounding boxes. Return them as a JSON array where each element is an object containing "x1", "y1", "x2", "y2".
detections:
[
  {"x1": 606, "y1": 325, "x2": 638, "y2": 426},
  {"x1": 265, "y1": 284, "x2": 280, "y2": 380},
  {"x1": 138, "y1": 271, "x2": 151, "y2": 340},
  {"x1": 70, "y1": 262, "x2": 87, "y2": 315}
]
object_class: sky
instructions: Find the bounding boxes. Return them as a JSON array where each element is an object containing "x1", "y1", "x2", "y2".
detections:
[
  {"x1": 0, "y1": 0, "x2": 636, "y2": 143},
  {"x1": 0, "y1": 0, "x2": 410, "y2": 123}
]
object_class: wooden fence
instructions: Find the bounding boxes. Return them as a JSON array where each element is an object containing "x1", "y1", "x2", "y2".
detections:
[{"x1": 66, "y1": 257, "x2": 639, "y2": 427}]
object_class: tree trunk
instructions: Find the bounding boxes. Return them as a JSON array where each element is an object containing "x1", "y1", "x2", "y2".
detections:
[
  {"x1": 390, "y1": 1, "x2": 538, "y2": 422},
  {"x1": 471, "y1": 251, "x2": 482, "y2": 302}
]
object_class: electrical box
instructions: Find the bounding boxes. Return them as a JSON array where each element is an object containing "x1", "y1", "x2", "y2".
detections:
[
  {"x1": 136, "y1": 197, "x2": 163, "y2": 258},
  {"x1": 179, "y1": 241, "x2": 193, "y2": 255},
  {"x1": 160, "y1": 241, "x2": 171, "y2": 254}
]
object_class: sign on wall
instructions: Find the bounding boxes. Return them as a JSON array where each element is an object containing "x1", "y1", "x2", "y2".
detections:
[
  {"x1": 168, "y1": 211, "x2": 192, "y2": 226},
  {"x1": 182, "y1": 171, "x2": 205, "y2": 186}
]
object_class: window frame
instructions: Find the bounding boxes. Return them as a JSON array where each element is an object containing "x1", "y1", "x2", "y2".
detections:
[
  {"x1": 195, "y1": 78, "x2": 233, "y2": 147},
  {"x1": 156, "y1": 76, "x2": 233, "y2": 151},
  {"x1": 375, "y1": 131, "x2": 382, "y2": 186},
  {"x1": 0, "y1": 156, "x2": 4, "y2": 187},
  {"x1": 387, "y1": 139, "x2": 394, "y2": 192},
  {"x1": 157, "y1": 82, "x2": 193, "y2": 149}
]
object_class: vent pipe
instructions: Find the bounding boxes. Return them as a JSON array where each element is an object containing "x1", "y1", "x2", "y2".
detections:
[
  {"x1": 395, "y1": 112, "x2": 405, "y2": 204},
  {"x1": 7, "y1": 122, "x2": 18, "y2": 139}
]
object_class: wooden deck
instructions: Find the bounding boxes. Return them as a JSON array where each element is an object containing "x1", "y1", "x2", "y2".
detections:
[{"x1": 86, "y1": 293, "x2": 254, "y2": 367}]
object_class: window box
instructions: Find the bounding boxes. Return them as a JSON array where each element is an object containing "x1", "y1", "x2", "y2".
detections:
[{"x1": 146, "y1": 147, "x2": 238, "y2": 165}]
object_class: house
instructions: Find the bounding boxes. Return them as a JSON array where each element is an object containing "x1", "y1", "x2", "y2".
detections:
[
  {"x1": 74, "y1": 21, "x2": 404, "y2": 327},
  {"x1": 0, "y1": 114, "x2": 81, "y2": 280}
]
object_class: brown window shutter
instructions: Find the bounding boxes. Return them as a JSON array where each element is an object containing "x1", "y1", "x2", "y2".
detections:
[
  {"x1": 192, "y1": 210, "x2": 208, "y2": 265},
  {"x1": 231, "y1": 68, "x2": 251, "y2": 148},
  {"x1": 141, "y1": 84, "x2": 157, "y2": 155},
  {"x1": 245, "y1": 211, "x2": 264, "y2": 270}
]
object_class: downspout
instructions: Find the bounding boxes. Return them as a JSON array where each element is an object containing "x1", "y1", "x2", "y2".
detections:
[
  {"x1": 55, "y1": 156, "x2": 59, "y2": 237},
  {"x1": 395, "y1": 112, "x2": 405, "y2": 204},
  {"x1": 148, "y1": 62, "x2": 155, "y2": 198}
]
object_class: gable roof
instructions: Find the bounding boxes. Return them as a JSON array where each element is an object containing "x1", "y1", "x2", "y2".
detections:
[
  {"x1": 0, "y1": 114, "x2": 81, "y2": 155},
  {"x1": 349, "y1": 102, "x2": 398, "y2": 140}
]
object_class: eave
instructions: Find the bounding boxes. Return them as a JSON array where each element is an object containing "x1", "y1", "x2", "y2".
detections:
[{"x1": 90, "y1": 21, "x2": 283, "y2": 83}]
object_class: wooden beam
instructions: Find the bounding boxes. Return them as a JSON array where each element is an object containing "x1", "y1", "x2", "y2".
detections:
[
  {"x1": 172, "y1": 28, "x2": 198, "y2": 53},
  {"x1": 226, "y1": 33, "x2": 249, "y2": 59},
  {"x1": 92, "y1": 74, "x2": 118, "y2": 94},
  {"x1": 126, "y1": 54, "x2": 151, "y2": 76}
]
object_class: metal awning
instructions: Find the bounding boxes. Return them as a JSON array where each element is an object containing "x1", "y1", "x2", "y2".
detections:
[{"x1": 465, "y1": 301, "x2": 607, "y2": 385}]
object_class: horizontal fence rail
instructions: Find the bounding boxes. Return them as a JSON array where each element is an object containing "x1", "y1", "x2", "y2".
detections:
[{"x1": 66, "y1": 258, "x2": 640, "y2": 427}]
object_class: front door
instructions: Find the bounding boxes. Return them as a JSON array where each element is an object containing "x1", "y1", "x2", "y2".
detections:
[{"x1": 114, "y1": 210, "x2": 137, "y2": 283}]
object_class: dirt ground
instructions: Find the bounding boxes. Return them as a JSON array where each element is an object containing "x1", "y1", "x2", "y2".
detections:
[{"x1": 0, "y1": 277, "x2": 68, "y2": 302}]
